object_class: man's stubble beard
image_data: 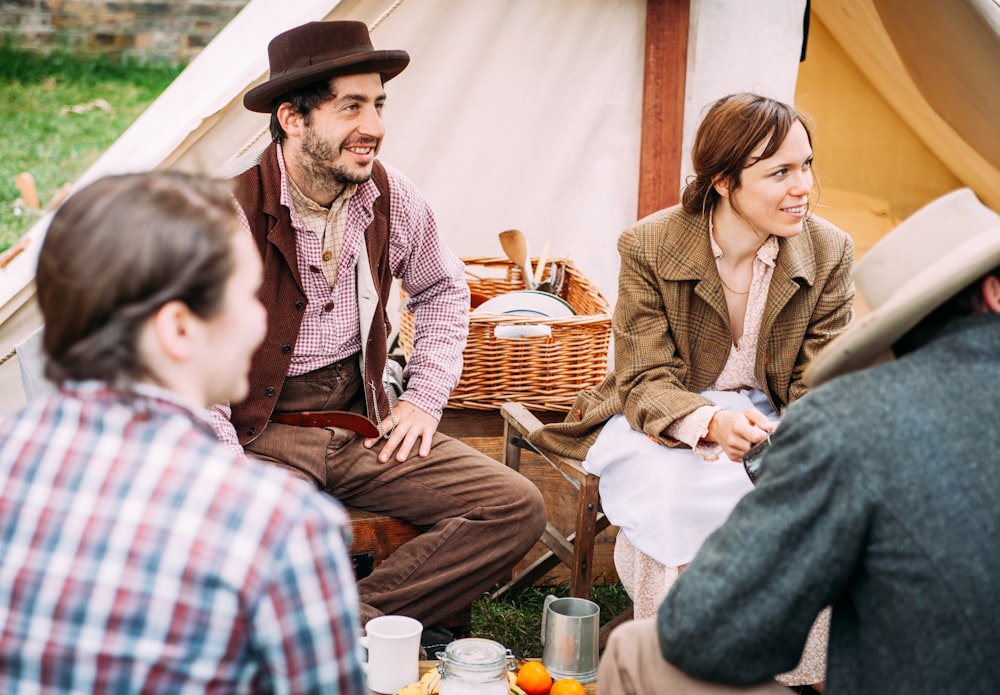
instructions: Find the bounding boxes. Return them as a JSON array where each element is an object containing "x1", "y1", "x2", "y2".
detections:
[{"x1": 299, "y1": 127, "x2": 374, "y2": 189}]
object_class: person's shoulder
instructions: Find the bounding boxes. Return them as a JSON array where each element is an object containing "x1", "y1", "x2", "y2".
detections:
[
  {"x1": 214, "y1": 446, "x2": 334, "y2": 505},
  {"x1": 166, "y1": 443, "x2": 353, "y2": 594},
  {"x1": 621, "y1": 204, "x2": 697, "y2": 248},
  {"x1": 376, "y1": 160, "x2": 419, "y2": 195},
  {"x1": 199, "y1": 445, "x2": 351, "y2": 544},
  {"x1": 630, "y1": 203, "x2": 693, "y2": 234},
  {"x1": 249, "y1": 454, "x2": 350, "y2": 524},
  {"x1": 784, "y1": 213, "x2": 853, "y2": 274},
  {"x1": 253, "y1": 468, "x2": 353, "y2": 563},
  {"x1": 272, "y1": 466, "x2": 349, "y2": 522},
  {"x1": 803, "y1": 212, "x2": 854, "y2": 249},
  {"x1": 371, "y1": 159, "x2": 431, "y2": 219},
  {"x1": 781, "y1": 366, "x2": 886, "y2": 442},
  {"x1": 773, "y1": 364, "x2": 907, "y2": 491}
]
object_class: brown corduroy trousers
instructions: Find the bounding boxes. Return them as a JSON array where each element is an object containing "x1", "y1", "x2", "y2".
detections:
[{"x1": 245, "y1": 358, "x2": 547, "y2": 628}]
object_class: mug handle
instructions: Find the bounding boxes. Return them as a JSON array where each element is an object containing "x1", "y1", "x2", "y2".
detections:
[
  {"x1": 357, "y1": 635, "x2": 369, "y2": 677},
  {"x1": 540, "y1": 594, "x2": 557, "y2": 646}
]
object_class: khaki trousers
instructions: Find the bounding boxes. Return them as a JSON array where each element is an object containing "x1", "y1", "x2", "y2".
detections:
[
  {"x1": 599, "y1": 618, "x2": 789, "y2": 695},
  {"x1": 245, "y1": 358, "x2": 547, "y2": 627}
]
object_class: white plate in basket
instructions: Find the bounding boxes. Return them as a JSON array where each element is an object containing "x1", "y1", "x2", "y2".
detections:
[{"x1": 471, "y1": 290, "x2": 575, "y2": 318}]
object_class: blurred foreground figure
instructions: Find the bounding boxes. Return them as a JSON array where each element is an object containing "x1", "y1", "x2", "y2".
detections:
[{"x1": 0, "y1": 172, "x2": 365, "y2": 694}]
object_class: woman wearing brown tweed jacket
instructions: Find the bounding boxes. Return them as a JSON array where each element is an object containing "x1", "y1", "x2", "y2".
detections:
[{"x1": 530, "y1": 93, "x2": 854, "y2": 690}]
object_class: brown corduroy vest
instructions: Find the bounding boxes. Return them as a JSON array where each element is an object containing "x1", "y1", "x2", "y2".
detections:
[{"x1": 230, "y1": 142, "x2": 393, "y2": 445}]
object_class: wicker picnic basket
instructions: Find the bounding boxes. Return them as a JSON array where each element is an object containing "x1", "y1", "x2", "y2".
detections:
[{"x1": 397, "y1": 256, "x2": 612, "y2": 411}]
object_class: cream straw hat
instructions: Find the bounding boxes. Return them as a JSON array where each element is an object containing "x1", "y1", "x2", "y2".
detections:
[{"x1": 805, "y1": 188, "x2": 1000, "y2": 387}]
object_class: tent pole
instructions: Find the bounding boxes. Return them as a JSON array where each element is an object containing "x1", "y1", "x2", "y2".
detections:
[{"x1": 637, "y1": 0, "x2": 689, "y2": 219}]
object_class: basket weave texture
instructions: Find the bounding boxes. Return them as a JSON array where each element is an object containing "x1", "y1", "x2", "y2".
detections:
[{"x1": 398, "y1": 256, "x2": 612, "y2": 411}]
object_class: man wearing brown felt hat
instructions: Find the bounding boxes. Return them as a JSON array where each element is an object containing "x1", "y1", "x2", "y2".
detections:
[{"x1": 211, "y1": 20, "x2": 545, "y2": 646}]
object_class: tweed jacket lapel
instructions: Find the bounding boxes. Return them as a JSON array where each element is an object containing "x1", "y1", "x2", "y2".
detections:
[
  {"x1": 759, "y1": 229, "x2": 816, "y2": 349},
  {"x1": 652, "y1": 211, "x2": 728, "y2": 325}
]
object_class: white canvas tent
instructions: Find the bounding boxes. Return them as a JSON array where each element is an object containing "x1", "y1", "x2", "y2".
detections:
[
  {"x1": 2, "y1": 0, "x2": 998, "y2": 412},
  {"x1": 0, "y1": 0, "x2": 808, "y2": 410}
]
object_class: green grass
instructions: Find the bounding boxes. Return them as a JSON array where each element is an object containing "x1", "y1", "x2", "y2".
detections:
[
  {"x1": 0, "y1": 42, "x2": 183, "y2": 251},
  {"x1": 472, "y1": 581, "x2": 631, "y2": 659}
]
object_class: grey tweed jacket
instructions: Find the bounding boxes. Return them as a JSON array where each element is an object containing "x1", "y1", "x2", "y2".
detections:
[{"x1": 658, "y1": 314, "x2": 1000, "y2": 693}]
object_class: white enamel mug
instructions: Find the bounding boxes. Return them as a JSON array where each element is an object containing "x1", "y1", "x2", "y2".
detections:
[{"x1": 358, "y1": 615, "x2": 422, "y2": 693}]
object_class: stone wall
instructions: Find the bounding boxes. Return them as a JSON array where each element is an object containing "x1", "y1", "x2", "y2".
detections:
[{"x1": 0, "y1": 0, "x2": 251, "y2": 63}]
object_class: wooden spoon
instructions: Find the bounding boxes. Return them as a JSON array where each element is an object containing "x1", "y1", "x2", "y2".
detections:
[
  {"x1": 533, "y1": 241, "x2": 550, "y2": 286},
  {"x1": 499, "y1": 229, "x2": 534, "y2": 289}
]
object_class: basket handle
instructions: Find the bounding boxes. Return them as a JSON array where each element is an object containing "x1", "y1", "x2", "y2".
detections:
[{"x1": 493, "y1": 325, "x2": 552, "y2": 339}]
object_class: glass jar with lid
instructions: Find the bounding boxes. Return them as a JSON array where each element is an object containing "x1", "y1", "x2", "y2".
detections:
[{"x1": 436, "y1": 638, "x2": 514, "y2": 695}]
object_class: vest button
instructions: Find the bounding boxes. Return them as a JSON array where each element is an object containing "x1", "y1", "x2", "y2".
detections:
[
  {"x1": 265, "y1": 387, "x2": 276, "y2": 397},
  {"x1": 324, "y1": 301, "x2": 334, "y2": 312},
  {"x1": 282, "y1": 344, "x2": 292, "y2": 354},
  {"x1": 295, "y1": 301, "x2": 305, "y2": 310},
  {"x1": 247, "y1": 427, "x2": 256, "y2": 436},
  {"x1": 322, "y1": 251, "x2": 333, "y2": 262}
]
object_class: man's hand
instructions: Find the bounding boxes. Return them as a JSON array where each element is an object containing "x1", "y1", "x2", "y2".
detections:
[
  {"x1": 362, "y1": 400, "x2": 438, "y2": 463},
  {"x1": 706, "y1": 408, "x2": 774, "y2": 462}
]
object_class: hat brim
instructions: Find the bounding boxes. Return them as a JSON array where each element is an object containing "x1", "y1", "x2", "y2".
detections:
[
  {"x1": 804, "y1": 231, "x2": 1000, "y2": 387},
  {"x1": 244, "y1": 50, "x2": 410, "y2": 113}
]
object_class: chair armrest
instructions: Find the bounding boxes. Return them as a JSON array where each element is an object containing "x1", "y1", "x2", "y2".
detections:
[
  {"x1": 500, "y1": 402, "x2": 544, "y2": 438},
  {"x1": 500, "y1": 402, "x2": 591, "y2": 487}
]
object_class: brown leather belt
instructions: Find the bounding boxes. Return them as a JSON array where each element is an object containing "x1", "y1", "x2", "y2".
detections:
[{"x1": 269, "y1": 410, "x2": 381, "y2": 438}]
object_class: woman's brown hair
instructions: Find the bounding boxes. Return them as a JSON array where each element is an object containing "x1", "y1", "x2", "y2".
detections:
[
  {"x1": 37, "y1": 171, "x2": 241, "y2": 387},
  {"x1": 681, "y1": 93, "x2": 814, "y2": 217}
]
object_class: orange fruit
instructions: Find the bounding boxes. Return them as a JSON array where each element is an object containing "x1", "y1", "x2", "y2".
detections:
[
  {"x1": 517, "y1": 661, "x2": 553, "y2": 695},
  {"x1": 550, "y1": 678, "x2": 586, "y2": 695}
]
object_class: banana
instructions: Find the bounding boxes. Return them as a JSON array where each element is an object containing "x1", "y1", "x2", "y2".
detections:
[
  {"x1": 393, "y1": 668, "x2": 441, "y2": 695},
  {"x1": 392, "y1": 686, "x2": 424, "y2": 695},
  {"x1": 397, "y1": 666, "x2": 531, "y2": 695}
]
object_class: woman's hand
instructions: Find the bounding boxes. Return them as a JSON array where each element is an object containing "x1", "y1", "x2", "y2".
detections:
[{"x1": 706, "y1": 408, "x2": 774, "y2": 462}]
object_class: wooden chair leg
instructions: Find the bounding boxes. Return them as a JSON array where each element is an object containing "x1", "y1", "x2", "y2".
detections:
[
  {"x1": 502, "y1": 417, "x2": 523, "y2": 473},
  {"x1": 570, "y1": 473, "x2": 600, "y2": 598},
  {"x1": 496, "y1": 402, "x2": 636, "y2": 649}
]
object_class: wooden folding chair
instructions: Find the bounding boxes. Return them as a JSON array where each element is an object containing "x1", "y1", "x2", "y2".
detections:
[{"x1": 494, "y1": 402, "x2": 633, "y2": 646}]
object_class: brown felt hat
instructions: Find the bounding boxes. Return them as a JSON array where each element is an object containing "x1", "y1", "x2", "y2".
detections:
[{"x1": 244, "y1": 21, "x2": 410, "y2": 113}]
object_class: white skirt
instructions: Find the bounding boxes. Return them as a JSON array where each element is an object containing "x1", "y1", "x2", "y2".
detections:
[{"x1": 583, "y1": 389, "x2": 777, "y2": 567}]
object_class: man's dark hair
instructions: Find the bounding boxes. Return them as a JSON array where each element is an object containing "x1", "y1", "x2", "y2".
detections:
[
  {"x1": 268, "y1": 80, "x2": 335, "y2": 143},
  {"x1": 892, "y1": 264, "x2": 1000, "y2": 357}
]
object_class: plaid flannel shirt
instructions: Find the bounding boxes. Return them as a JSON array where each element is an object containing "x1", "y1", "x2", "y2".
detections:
[{"x1": 0, "y1": 382, "x2": 365, "y2": 694}]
